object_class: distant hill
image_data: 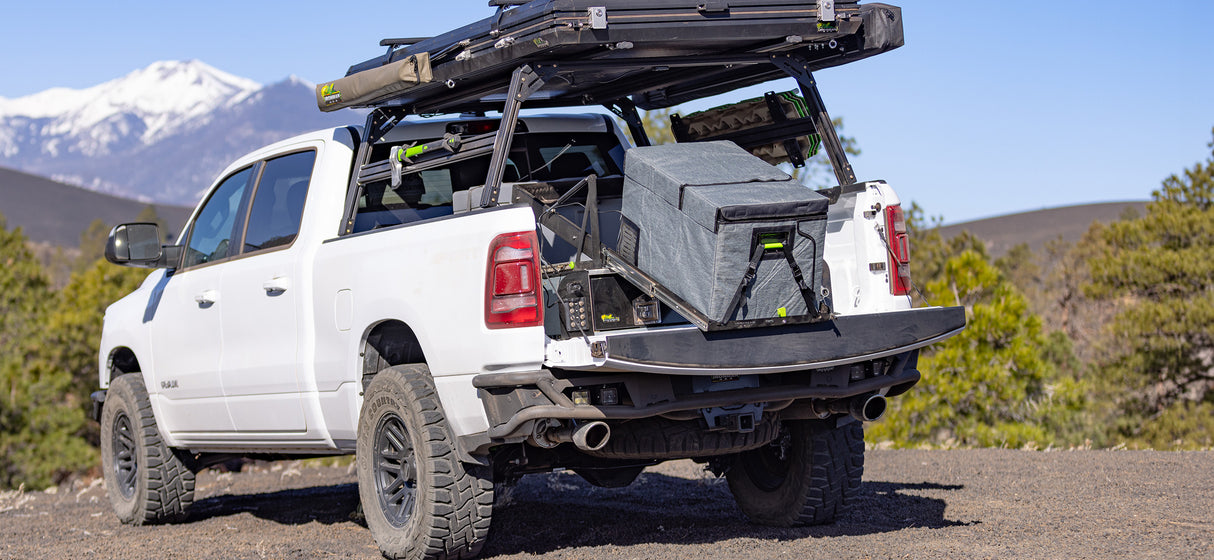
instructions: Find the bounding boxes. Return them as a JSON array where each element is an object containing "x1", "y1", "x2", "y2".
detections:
[
  {"x1": 938, "y1": 201, "x2": 1148, "y2": 257},
  {"x1": 0, "y1": 166, "x2": 190, "y2": 247}
]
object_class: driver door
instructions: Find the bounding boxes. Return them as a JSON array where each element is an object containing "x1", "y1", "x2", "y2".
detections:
[{"x1": 149, "y1": 165, "x2": 254, "y2": 435}]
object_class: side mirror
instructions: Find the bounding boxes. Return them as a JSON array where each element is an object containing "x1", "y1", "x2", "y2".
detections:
[{"x1": 105, "y1": 223, "x2": 179, "y2": 269}]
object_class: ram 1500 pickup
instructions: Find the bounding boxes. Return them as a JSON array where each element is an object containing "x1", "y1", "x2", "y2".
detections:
[{"x1": 94, "y1": 2, "x2": 964, "y2": 559}]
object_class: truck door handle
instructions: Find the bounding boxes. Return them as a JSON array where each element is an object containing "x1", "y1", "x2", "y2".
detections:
[
  {"x1": 194, "y1": 290, "x2": 219, "y2": 305},
  {"x1": 263, "y1": 277, "x2": 291, "y2": 294}
]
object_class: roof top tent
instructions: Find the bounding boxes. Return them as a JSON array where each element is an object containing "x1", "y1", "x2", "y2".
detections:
[
  {"x1": 317, "y1": 0, "x2": 904, "y2": 330},
  {"x1": 319, "y1": 0, "x2": 903, "y2": 199}
]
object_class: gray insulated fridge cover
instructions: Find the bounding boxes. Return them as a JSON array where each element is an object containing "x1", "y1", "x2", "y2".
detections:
[
  {"x1": 316, "y1": 53, "x2": 433, "y2": 112},
  {"x1": 623, "y1": 141, "x2": 828, "y2": 232},
  {"x1": 682, "y1": 183, "x2": 829, "y2": 232},
  {"x1": 624, "y1": 141, "x2": 790, "y2": 205}
]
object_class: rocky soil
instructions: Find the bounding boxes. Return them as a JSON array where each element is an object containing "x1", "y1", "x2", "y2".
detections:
[{"x1": 2, "y1": 449, "x2": 1211, "y2": 559}]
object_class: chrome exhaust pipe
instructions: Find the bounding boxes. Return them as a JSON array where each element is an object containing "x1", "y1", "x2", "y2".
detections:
[
  {"x1": 542, "y1": 421, "x2": 612, "y2": 451},
  {"x1": 850, "y1": 394, "x2": 887, "y2": 422},
  {"x1": 572, "y1": 421, "x2": 611, "y2": 451},
  {"x1": 811, "y1": 394, "x2": 888, "y2": 422}
]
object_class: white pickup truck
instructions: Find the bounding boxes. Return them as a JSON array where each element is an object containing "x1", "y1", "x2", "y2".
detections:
[{"x1": 94, "y1": 2, "x2": 963, "y2": 559}]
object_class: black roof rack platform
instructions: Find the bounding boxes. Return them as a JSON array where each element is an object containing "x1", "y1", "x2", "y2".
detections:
[{"x1": 317, "y1": 1, "x2": 903, "y2": 115}]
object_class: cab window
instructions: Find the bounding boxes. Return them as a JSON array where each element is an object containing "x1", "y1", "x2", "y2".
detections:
[
  {"x1": 183, "y1": 166, "x2": 253, "y2": 268},
  {"x1": 242, "y1": 151, "x2": 316, "y2": 253}
]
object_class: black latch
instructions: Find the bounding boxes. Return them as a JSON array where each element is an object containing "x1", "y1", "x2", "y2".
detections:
[{"x1": 697, "y1": 1, "x2": 729, "y2": 13}]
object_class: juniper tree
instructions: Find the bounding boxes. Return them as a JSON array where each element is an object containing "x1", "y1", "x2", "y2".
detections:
[{"x1": 1086, "y1": 129, "x2": 1214, "y2": 445}]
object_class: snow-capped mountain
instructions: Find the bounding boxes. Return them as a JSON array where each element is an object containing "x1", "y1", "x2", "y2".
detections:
[{"x1": 0, "y1": 60, "x2": 361, "y2": 204}]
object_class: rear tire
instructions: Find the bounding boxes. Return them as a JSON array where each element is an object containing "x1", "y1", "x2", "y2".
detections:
[
  {"x1": 726, "y1": 420, "x2": 863, "y2": 526},
  {"x1": 100, "y1": 374, "x2": 196, "y2": 524},
  {"x1": 357, "y1": 365, "x2": 493, "y2": 560}
]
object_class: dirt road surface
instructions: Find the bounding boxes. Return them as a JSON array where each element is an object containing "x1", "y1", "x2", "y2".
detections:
[{"x1": 2, "y1": 449, "x2": 1211, "y2": 559}]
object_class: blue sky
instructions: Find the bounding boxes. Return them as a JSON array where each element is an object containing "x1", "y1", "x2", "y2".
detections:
[{"x1": 3, "y1": 0, "x2": 1212, "y2": 223}]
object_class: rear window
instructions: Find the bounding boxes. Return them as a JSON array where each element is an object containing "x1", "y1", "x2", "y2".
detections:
[
  {"x1": 242, "y1": 151, "x2": 316, "y2": 252},
  {"x1": 351, "y1": 132, "x2": 623, "y2": 233}
]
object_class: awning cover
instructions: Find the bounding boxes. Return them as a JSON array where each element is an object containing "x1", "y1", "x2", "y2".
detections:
[{"x1": 316, "y1": 53, "x2": 433, "y2": 112}]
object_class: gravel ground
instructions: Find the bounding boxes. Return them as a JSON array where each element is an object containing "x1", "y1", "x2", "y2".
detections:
[{"x1": 1, "y1": 449, "x2": 1211, "y2": 559}]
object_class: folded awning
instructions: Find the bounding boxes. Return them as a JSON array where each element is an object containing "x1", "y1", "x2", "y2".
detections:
[{"x1": 315, "y1": 52, "x2": 433, "y2": 112}]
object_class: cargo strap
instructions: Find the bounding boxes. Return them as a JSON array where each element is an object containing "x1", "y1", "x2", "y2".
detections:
[{"x1": 720, "y1": 226, "x2": 819, "y2": 324}]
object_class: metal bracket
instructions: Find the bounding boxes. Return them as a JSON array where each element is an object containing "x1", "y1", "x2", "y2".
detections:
[
  {"x1": 380, "y1": 37, "x2": 430, "y2": 58},
  {"x1": 770, "y1": 55, "x2": 856, "y2": 186},
  {"x1": 588, "y1": 6, "x2": 607, "y2": 30},
  {"x1": 480, "y1": 65, "x2": 549, "y2": 208},
  {"x1": 603, "y1": 98, "x2": 650, "y2": 147},
  {"x1": 817, "y1": 0, "x2": 836, "y2": 23},
  {"x1": 763, "y1": 92, "x2": 806, "y2": 168},
  {"x1": 515, "y1": 175, "x2": 603, "y2": 269},
  {"x1": 389, "y1": 146, "x2": 405, "y2": 188},
  {"x1": 365, "y1": 106, "x2": 408, "y2": 145}
]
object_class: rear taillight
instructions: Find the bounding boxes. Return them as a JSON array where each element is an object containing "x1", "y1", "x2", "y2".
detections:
[
  {"x1": 485, "y1": 231, "x2": 543, "y2": 329},
  {"x1": 884, "y1": 204, "x2": 911, "y2": 296}
]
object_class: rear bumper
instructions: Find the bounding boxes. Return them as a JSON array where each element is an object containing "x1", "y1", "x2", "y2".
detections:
[
  {"x1": 477, "y1": 306, "x2": 964, "y2": 440},
  {"x1": 475, "y1": 355, "x2": 921, "y2": 439},
  {"x1": 594, "y1": 306, "x2": 965, "y2": 375}
]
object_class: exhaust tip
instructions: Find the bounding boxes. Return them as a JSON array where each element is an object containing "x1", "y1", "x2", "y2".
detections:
[
  {"x1": 573, "y1": 421, "x2": 611, "y2": 451},
  {"x1": 851, "y1": 394, "x2": 887, "y2": 422}
]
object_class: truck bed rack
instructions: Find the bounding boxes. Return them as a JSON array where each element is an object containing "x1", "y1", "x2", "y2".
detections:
[{"x1": 324, "y1": 1, "x2": 909, "y2": 333}]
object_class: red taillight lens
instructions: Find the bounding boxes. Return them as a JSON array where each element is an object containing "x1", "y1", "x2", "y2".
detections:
[
  {"x1": 884, "y1": 205, "x2": 911, "y2": 296},
  {"x1": 485, "y1": 231, "x2": 543, "y2": 329},
  {"x1": 492, "y1": 262, "x2": 533, "y2": 295}
]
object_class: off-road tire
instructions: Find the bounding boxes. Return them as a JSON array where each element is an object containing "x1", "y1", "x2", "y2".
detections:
[
  {"x1": 583, "y1": 415, "x2": 779, "y2": 460},
  {"x1": 100, "y1": 373, "x2": 196, "y2": 524},
  {"x1": 726, "y1": 419, "x2": 863, "y2": 526},
  {"x1": 357, "y1": 365, "x2": 493, "y2": 560}
]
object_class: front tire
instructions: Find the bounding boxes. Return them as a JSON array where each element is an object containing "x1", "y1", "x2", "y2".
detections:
[
  {"x1": 726, "y1": 420, "x2": 864, "y2": 526},
  {"x1": 100, "y1": 374, "x2": 196, "y2": 524},
  {"x1": 357, "y1": 365, "x2": 493, "y2": 560}
]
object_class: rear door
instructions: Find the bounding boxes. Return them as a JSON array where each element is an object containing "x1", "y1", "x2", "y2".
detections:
[{"x1": 218, "y1": 149, "x2": 316, "y2": 432}]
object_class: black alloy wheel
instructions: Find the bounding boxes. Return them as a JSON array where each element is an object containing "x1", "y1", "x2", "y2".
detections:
[
  {"x1": 373, "y1": 412, "x2": 418, "y2": 528},
  {"x1": 111, "y1": 412, "x2": 139, "y2": 500}
]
